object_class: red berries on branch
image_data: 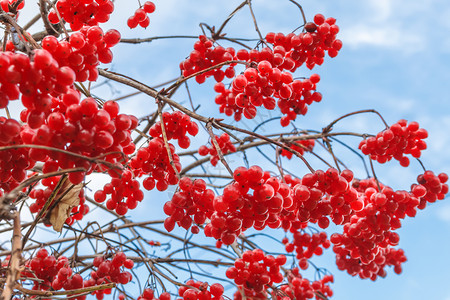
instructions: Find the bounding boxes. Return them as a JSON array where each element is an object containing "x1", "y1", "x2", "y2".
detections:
[
  {"x1": 280, "y1": 137, "x2": 315, "y2": 159},
  {"x1": 330, "y1": 171, "x2": 448, "y2": 280},
  {"x1": 180, "y1": 35, "x2": 237, "y2": 83},
  {"x1": 127, "y1": 1, "x2": 156, "y2": 29},
  {"x1": 282, "y1": 230, "x2": 330, "y2": 267},
  {"x1": 163, "y1": 177, "x2": 214, "y2": 232},
  {"x1": 182, "y1": 14, "x2": 341, "y2": 125},
  {"x1": 226, "y1": 249, "x2": 286, "y2": 296},
  {"x1": 198, "y1": 133, "x2": 236, "y2": 166},
  {"x1": 149, "y1": 111, "x2": 199, "y2": 149},
  {"x1": 280, "y1": 268, "x2": 334, "y2": 300},
  {"x1": 41, "y1": 26, "x2": 121, "y2": 82},
  {"x1": 178, "y1": 280, "x2": 225, "y2": 300},
  {"x1": 48, "y1": 0, "x2": 114, "y2": 30},
  {"x1": 359, "y1": 119, "x2": 428, "y2": 167}
]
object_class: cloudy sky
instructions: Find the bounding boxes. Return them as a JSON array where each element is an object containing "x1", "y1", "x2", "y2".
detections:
[{"x1": 14, "y1": 0, "x2": 450, "y2": 299}]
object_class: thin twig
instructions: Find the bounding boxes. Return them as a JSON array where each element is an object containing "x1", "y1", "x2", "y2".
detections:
[{"x1": 206, "y1": 122, "x2": 233, "y2": 176}]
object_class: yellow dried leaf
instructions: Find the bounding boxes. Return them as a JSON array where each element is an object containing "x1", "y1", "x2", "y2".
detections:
[{"x1": 49, "y1": 183, "x2": 82, "y2": 232}]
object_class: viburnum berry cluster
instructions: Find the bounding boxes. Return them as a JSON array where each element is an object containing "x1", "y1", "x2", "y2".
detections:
[
  {"x1": 86, "y1": 252, "x2": 133, "y2": 299},
  {"x1": 130, "y1": 137, "x2": 181, "y2": 191},
  {"x1": 163, "y1": 177, "x2": 214, "y2": 232},
  {"x1": 177, "y1": 280, "x2": 225, "y2": 300},
  {"x1": 359, "y1": 119, "x2": 428, "y2": 167},
  {"x1": 14, "y1": 248, "x2": 129, "y2": 300},
  {"x1": 226, "y1": 249, "x2": 286, "y2": 296},
  {"x1": 41, "y1": 26, "x2": 121, "y2": 82},
  {"x1": 282, "y1": 230, "x2": 331, "y2": 270},
  {"x1": 94, "y1": 169, "x2": 144, "y2": 215},
  {"x1": 280, "y1": 137, "x2": 315, "y2": 159},
  {"x1": 149, "y1": 111, "x2": 199, "y2": 149},
  {"x1": 21, "y1": 96, "x2": 138, "y2": 186},
  {"x1": 279, "y1": 268, "x2": 334, "y2": 300},
  {"x1": 19, "y1": 249, "x2": 72, "y2": 294},
  {"x1": 180, "y1": 35, "x2": 236, "y2": 83},
  {"x1": 198, "y1": 133, "x2": 236, "y2": 166},
  {"x1": 181, "y1": 13, "x2": 341, "y2": 125},
  {"x1": 127, "y1": 1, "x2": 156, "y2": 29},
  {"x1": 48, "y1": 0, "x2": 114, "y2": 30},
  {"x1": 329, "y1": 171, "x2": 448, "y2": 280}
]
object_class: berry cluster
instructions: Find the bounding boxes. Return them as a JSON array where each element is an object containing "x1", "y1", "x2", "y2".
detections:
[
  {"x1": 198, "y1": 133, "x2": 236, "y2": 166},
  {"x1": 95, "y1": 170, "x2": 144, "y2": 216},
  {"x1": 205, "y1": 166, "x2": 296, "y2": 245},
  {"x1": 359, "y1": 119, "x2": 428, "y2": 167},
  {"x1": 334, "y1": 236, "x2": 407, "y2": 280},
  {"x1": 280, "y1": 137, "x2": 315, "y2": 159},
  {"x1": 0, "y1": 117, "x2": 29, "y2": 191},
  {"x1": 286, "y1": 168, "x2": 357, "y2": 227},
  {"x1": 127, "y1": 1, "x2": 156, "y2": 29},
  {"x1": 226, "y1": 249, "x2": 286, "y2": 294},
  {"x1": 178, "y1": 280, "x2": 225, "y2": 300},
  {"x1": 41, "y1": 26, "x2": 121, "y2": 82},
  {"x1": 48, "y1": 0, "x2": 114, "y2": 30},
  {"x1": 179, "y1": 35, "x2": 236, "y2": 83},
  {"x1": 415, "y1": 170, "x2": 448, "y2": 207},
  {"x1": 279, "y1": 268, "x2": 334, "y2": 300},
  {"x1": 17, "y1": 248, "x2": 131, "y2": 300},
  {"x1": 20, "y1": 249, "x2": 73, "y2": 294},
  {"x1": 149, "y1": 111, "x2": 199, "y2": 149},
  {"x1": 130, "y1": 137, "x2": 181, "y2": 191},
  {"x1": 330, "y1": 171, "x2": 447, "y2": 280},
  {"x1": 266, "y1": 14, "x2": 342, "y2": 70},
  {"x1": 282, "y1": 230, "x2": 330, "y2": 269},
  {"x1": 181, "y1": 14, "x2": 341, "y2": 124},
  {"x1": 163, "y1": 177, "x2": 215, "y2": 232},
  {"x1": 0, "y1": 50, "x2": 74, "y2": 109},
  {"x1": 23, "y1": 96, "x2": 137, "y2": 185},
  {"x1": 86, "y1": 252, "x2": 134, "y2": 299}
]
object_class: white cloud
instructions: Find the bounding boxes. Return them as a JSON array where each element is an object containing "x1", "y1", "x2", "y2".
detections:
[
  {"x1": 339, "y1": 0, "x2": 425, "y2": 52},
  {"x1": 437, "y1": 204, "x2": 450, "y2": 223},
  {"x1": 341, "y1": 25, "x2": 423, "y2": 51},
  {"x1": 369, "y1": 0, "x2": 393, "y2": 22}
]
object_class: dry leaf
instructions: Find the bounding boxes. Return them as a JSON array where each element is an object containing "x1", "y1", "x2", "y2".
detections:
[{"x1": 49, "y1": 182, "x2": 83, "y2": 232}]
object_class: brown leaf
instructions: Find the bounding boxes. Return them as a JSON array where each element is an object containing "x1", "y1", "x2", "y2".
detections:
[{"x1": 49, "y1": 182, "x2": 83, "y2": 232}]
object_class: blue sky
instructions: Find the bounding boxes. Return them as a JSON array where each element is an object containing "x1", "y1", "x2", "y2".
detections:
[{"x1": 13, "y1": 0, "x2": 450, "y2": 299}]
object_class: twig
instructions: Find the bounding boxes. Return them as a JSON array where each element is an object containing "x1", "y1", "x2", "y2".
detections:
[
  {"x1": 246, "y1": 0, "x2": 270, "y2": 47},
  {"x1": 322, "y1": 109, "x2": 389, "y2": 133},
  {"x1": 214, "y1": 0, "x2": 247, "y2": 38},
  {"x1": 164, "y1": 60, "x2": 249, "y2": 94},
  {"x1": 2, "y1": 212, "x2": 22, "y2": 300},
  {"x1": 206, "y1": 122, "x2": 233, "y2": 176},
  {"x1": 120, "y1": 35, "x2": 199, "y2": 44},
  {"x1": 287, "y1": 0, "x2": 307, "y2": 25},
  {"x1": 16, "y1": 283, "x2": 116, "y2": 297},
  {"x1": 39, "y1": 0, "x2": 58, "y2": 36}
]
